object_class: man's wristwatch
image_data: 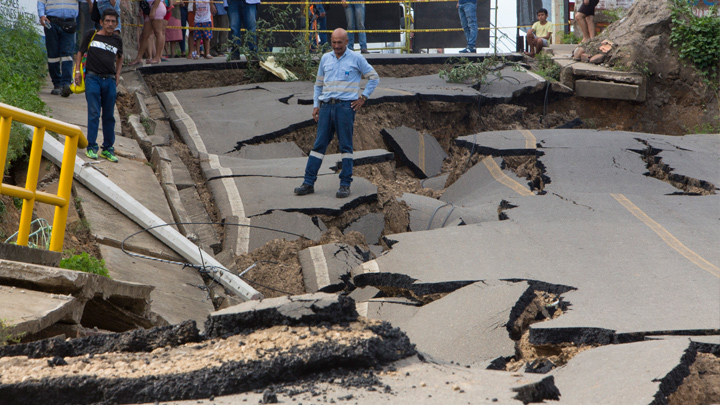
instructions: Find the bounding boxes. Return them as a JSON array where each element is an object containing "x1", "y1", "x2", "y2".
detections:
[{"x1": 361, "y1": 95, "x2": 368, "y2": 101}]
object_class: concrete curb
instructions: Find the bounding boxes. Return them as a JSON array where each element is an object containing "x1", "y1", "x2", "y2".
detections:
[
  {"x1": 40, "y1": 135, "x2": 262, "y2": 301},
  {"x1": 158, "y1": 91, "x2": 207, "y2": 157}
]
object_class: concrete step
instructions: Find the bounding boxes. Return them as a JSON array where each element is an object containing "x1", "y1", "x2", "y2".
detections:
[{"x1": 549, "y1": 45, "x2": 646, "y2": 102}]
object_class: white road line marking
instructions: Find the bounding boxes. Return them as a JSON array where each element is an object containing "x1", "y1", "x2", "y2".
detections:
[{"x1": 309, "y1": 245, "x2": 331, "y2": 289}]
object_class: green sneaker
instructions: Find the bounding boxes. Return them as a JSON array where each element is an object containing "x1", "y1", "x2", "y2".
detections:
[
  {"x1": 101, "y1": 149, "x2": 118, "y2": 163},
  {"x1": 86, "y1": 149, "x2": 98, "y2": 159}
]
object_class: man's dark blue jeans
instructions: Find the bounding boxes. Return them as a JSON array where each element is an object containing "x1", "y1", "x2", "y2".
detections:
[
  {"x1": 228, "y1": 0, "x2": 257, "y2": 57},
  {"x1": 44, "y1": 21, "x2": 76, "y2": 87},
  {"x1": 303, "y1": 101, "x2": 356, "y2": 187},
  {"x1": 85, "y1": 74, "x2": 117, "y2": 153}
]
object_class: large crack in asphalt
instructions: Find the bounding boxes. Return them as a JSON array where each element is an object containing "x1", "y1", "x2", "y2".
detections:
[{"x1": 631, "y1": 139, "x2": 717, "y2": 195}]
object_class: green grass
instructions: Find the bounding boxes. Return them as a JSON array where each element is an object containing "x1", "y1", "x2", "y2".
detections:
[
  {"x1": 535, "y1": 52, "x2": 561, "y2": 81},
  {"x1": 60, "y1": 251, "x2": 111, "y2": 278},
  {"x1": 670, "y1": 0, "x2": 720, "y2": 90},
  {"x1": 0, "y1": 1, "x2": 49, "y2": 172},
  {"x1": 0, "y1": 319, "x2": 24, "y2": 345}
]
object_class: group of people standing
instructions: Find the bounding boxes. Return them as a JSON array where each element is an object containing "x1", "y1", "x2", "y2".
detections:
[{"x1": 39, "y1": 0, "x2": 123, "y2": 162}]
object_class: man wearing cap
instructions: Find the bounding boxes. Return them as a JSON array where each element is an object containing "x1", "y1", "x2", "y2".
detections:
[{"x1": 39, "y1": 0, "x2": 78, "y2": 96}]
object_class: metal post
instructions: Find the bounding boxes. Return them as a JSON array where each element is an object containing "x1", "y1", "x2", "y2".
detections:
[
  {"x1": 305, "y1": 0, "x2": 310, "y2": 47},
  {"x1": 49, "y1": 135, "x2": 79, "y2": 252},
  {"x1": 404, "y1": 0, "x2": 412, "y2": 53},
  {"x1": 493, "y1": 0, "x2": 498, "y2": 54},
  {"x1": 17, "y1": 126, "x2": 45, "y2": 246}
]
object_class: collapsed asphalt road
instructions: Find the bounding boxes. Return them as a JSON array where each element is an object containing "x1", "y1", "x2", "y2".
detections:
[{"x1": 4, "y1": 54, "x2": 718, "y2": 404}]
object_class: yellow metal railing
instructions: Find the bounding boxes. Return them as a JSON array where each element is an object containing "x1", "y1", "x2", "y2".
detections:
[{"x1": 0, "y1": 102, "x2": 88, "y2": 252}]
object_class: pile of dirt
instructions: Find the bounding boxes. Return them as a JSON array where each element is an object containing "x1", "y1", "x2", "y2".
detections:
[
  {"x1": 668, "y1": 352, "x2": 720, "y2": 405},
  {"x1": 234, "y1": 228, "x2": 370, "y2": 298}
]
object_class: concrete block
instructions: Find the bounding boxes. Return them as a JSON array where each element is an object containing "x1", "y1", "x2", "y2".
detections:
[
  {"x1": 343, "y1": 213, "x2": 384, "y2": 245},
  {"x1": 127, "y1": 114, "x2": 153, "y2": 159},
  {"x1": 0, "y1": 243, "x2": 61, "y2": 267},
  {"x1": 204, "y1": 292, "x2": 358, "y2": 338},
  {"x1": 144, "y1": 95, "x2": 166, "y2": 120},
  {"x1": 247, "y1": 210, "x2": 323, "y2": 252},
  {"x1": 113, "y1": 136, "x2": 147, "y2": 162},
  {"x1": 165, "y1": 148, "x2": 195, "y2": 190},
  {"x1": 150, "y1": 119, "x2": 173, "y2": 148},
  {"x1": 575, "y1": 79, "x2": 646, "y2": 102},
  {"x1": 299, "y1": 243, "x2": 370, "y2": 292},
  {"x1": 100, "y1": 245, "x2": 215, "y2": 329},
  {"x1": 381, "y1": 126, "x2": 447, "y2": 179},
  {"x1": 178, "y1": 187, "x2": 221, "y2": 253}
]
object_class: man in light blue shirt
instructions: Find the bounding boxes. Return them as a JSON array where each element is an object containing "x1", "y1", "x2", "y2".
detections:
[
  {"x1": 294, "y1": 28, "x2": 379, "y2": 199},
  {"x1": 39, "y1": 0, "x2": 79, "y2": 96}
]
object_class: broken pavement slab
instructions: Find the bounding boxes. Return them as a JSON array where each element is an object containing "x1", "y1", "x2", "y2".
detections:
[
  {"x1": 99, "y1": 245, "x2": 215, "y2": 329},
  {"x1": 140, "y1": 355, "x2": 560, "y2": 405},
  {"x1": 204, "y1": 292, "x2": 358, "y2": 338},
  {"x1": 381, "y1": 126, "x2": 447, "y2": 179},
  {"x1": 162, "y1": 69, "x2": 552, "y2": 156},
  {"x1": 227, "y1": 142, "x2": 306, "y2": 160},
  {"x1": 399, "y1": 192, "x2": 495, "y2": 231},
  {"x1": 359, "y1": 207, "x2": 720, "y2": 344},
  {"x1": 0, "y1": 259, "x2": 155, "y2": 335},
  {"x1": 208, "y1": 171, "x2": 379, "y2": 218},
  {"x1": 364, "y1": 280, "x2": 526, "y2": 367},
  {"x1": 441, "y1": 156, "x2": 535, "y2": 207},
  {"x1": 299, "y1": 243, "x2": 370, "y2": 292},
  {"x1": 0, "y1": 318, "x2": 415, "y2": 405},
  {"x1": 550, "y1": 338, "x2": 714, "y2": 404},
  {"x1": 342, "y1": 212, "x2": 384, "y2": 245},
  {"x1": 245, "y1": 210, "x2": 323, "y2": 252},
  {"x1": 0, "y1": 286, "x2": 81, "y2": 337}
]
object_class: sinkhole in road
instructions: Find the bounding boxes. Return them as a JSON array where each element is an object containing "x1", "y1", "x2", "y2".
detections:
[{"x1": 126, "y1": 67, "x2": 575, "y2": 300}]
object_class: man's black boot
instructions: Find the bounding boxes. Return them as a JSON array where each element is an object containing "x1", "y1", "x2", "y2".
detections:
[
  {"x1": 60, "y1": 84, "x2": 72, "y2": 97},
  {"x1": 336, "y1": 185, "x2": 350, "y2": 198},
  {"x1": 294, "y1": 183, "x2": 314, "y2": 195}
]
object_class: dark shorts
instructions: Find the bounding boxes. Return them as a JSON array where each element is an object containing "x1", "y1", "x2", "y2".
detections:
[{"x1": 577, "y1": 0, "x2": 600, "y2": 16}]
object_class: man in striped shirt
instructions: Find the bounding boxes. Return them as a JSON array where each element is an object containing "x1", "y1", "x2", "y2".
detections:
[
  {"x1": 39, "y1": 0, "x2": 79, "y2": 96},
  {"x1": 294, "y1": 28, "x2": 380, "y2": 199}
]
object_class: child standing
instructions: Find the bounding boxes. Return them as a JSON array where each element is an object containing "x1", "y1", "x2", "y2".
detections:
[
  {"x1": 193, "y1": 0, "x2": 216, "y2": 59},
  {"x1": 525, "y1": 8, "x2": 552, "y2": 57}
]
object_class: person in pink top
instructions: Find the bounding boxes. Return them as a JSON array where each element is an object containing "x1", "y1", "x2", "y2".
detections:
[{"x1": 129, "y1": 0, "x2": 169, "y2": 64}]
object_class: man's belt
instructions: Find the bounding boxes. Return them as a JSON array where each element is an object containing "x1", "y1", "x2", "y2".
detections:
[
  {"x1": 87, "y1": 72, "x2": 116, "y2": 79},
  {"x1": 47, "y1": 16, "x2": 75, "y2": 22},
  {"x1": 321, "y1": 98, "x2": 352, "y2": 105}
]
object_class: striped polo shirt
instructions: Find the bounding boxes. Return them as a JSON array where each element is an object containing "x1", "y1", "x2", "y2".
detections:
[
  {"x1": 313, "y1": 48, "x2": 379, "y2": 108},
  {"x1": 38, "y1": 0, "x2": 78, "y2": 19}
]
